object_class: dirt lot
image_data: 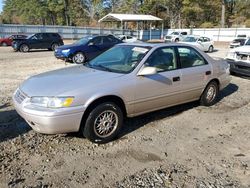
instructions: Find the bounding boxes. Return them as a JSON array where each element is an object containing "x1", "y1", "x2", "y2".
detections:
[{"x1": 0, "y1": 44, "x2": 250, "y2": 188}]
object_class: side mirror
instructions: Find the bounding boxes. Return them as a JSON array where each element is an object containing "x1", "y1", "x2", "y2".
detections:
[{"x1": 137, "y1": 66, "x2": 157, "y2": 76}]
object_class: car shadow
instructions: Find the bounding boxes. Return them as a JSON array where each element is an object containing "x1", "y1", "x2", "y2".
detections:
[
  {"x1": 217, "y1": 83, "x2": 238, "y2": 102},
  {"x1": 117, "y1": 83, "x2": 238, "y2": 140},
  {"x1": 0, "y1": 110, "x2": 31, "y2": 143},
  {"x1": 27, "y1": 50, "x2": 52, "y2": 53}
]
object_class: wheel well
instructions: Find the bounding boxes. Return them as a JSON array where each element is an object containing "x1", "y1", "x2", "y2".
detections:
[
  {"x1": 19, "y1": 43, "x2": 29, "y2": 49},
  {"x1": 210, "y1": 78, "x2": 220, "y2": 87},
  {"x1": 204, "y1": 78, "x2": 220, "y2": 92},
  {"x1": 79, "y1": 95, "x2": 127, "y2": 130}
]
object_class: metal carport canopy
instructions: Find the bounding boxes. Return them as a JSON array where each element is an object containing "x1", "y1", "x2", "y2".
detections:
[
  {"x1": 98, "y1": 13, "x2": 163, "y2": 40},
  {"x1": 98, "y1": 13, "x2": 163, "y2": 22}
]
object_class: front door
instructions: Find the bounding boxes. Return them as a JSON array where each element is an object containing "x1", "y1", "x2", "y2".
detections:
[{"x1": 134, "y1": 47, "x2": 182, "y2": 115}]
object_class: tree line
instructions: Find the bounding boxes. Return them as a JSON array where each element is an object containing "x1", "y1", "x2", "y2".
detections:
[{"x1": 1, "y1": 0, "x2": 250, "y2": 28}]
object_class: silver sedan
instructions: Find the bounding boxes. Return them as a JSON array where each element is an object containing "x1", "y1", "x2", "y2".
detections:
[{"x1": 13, "y1": 43, "x2": 231, "y2": 143}]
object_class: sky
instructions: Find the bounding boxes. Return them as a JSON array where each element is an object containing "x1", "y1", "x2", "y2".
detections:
[{"x1": 0, "y1": 0, "x2": 3, "y2": 13}]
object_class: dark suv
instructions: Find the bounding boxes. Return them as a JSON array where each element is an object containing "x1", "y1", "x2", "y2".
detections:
[{"x1": 12, "y1": 33, "x2": 64, "y2": 52}]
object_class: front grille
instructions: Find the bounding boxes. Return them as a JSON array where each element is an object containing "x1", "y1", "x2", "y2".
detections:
[
  {"x1": 165, "y1": 36, "x2": 172, "y2": 40},
  {"x1": 236, "y1": 65, "x2": 250, "y2": 71},
  {"x1": 14, "y1": 89, "x2": 27, "y2": 104},
  {"x1": 236, "y1": 53, "x2": 250, "y2": 61}
]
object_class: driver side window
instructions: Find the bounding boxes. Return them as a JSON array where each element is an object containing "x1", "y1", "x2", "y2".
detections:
[
  {"x1": 145, "y1": 47, "x2": 177, "y2": 72},
  {"x1": 92, "y1": 37, "x2": 102, "y2": 45}
]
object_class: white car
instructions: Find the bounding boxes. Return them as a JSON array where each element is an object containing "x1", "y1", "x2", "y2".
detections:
[
  {"x1": 118, "y1": 35, "x2": 137, "y2": 43},
  {"x1": 229, "y1": 38, "x2": 246, "y2": 48},
  {"x1": 180, "y1": 36, "x2": 214, "y2": 53},
  {"x1": 226, "y1": 38, "x2": 250, "y2": 76},
  {"x1": 164, "y1": 31, "x2": 188, "y2": 42}
]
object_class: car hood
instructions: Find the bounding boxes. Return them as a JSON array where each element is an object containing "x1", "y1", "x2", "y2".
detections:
[
  {"x1": 180, "y1": 42, "x2": 198, "y2": 45},
  {"x1": 229, "y1": 45, "x2": 250, "y2": 53},
  {"x1": 166, "y1": 34, "x2": 178, "y2": 37},
  {"x1": 56, "y1": 43, "x2": 82, "y2": 50},
  {"x1": 20, "y1": 65, "x2": 124, "y2": 97}
]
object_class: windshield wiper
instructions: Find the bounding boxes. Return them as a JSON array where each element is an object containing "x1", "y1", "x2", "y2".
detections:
[{"x1": 95, "y1": 64, "x2": 113, "y2": 72}]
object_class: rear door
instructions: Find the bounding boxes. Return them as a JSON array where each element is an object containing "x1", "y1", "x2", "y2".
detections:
[
  {"x1": 203, "y1": 37, "x2": 212, "y2": 51},
  {"x1": 42, "y1": 33, "x2": 53, "y2": 48},
  {"x1": 177, "y1": 46, "x2": 212, "y2": 101},
  {"x1": 102, "y1": 36, "x2": 120, "y2": 50}
]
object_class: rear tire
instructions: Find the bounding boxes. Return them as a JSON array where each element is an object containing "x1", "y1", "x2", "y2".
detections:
[
  {"x1": 208, "y1": 45, "x2": 214, "y2": 53},
  {"x1": 83, "y1": 102, "x2": 123, "y2": 144},
  {"x1": 20, "y1": 44, "x2": 29, "y2": 52},
  {"x1": 72, "y1": 52, "x2": 85, "y2": 64},
  {"x1": 1, "y1": 42, "x2": 7, "y2": 46},
  {"x1": 200, "y1": 81, "x2": 219, "y2": 106},
  {"x1": 51, "y1": 43, "x2": 58, "y2": 51}
]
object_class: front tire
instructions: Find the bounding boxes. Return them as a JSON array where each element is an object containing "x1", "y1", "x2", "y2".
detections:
[
  {"x1": 175, "y1": 38, "x2": 179, "y2": 42},
  {"x1": 83, "y1": 102, "x2": 123, "y2": 144},
  {"x1": 72, "y1": 52, "x2": 85, "y2": 64},
  {"x1": 20, "y1": 44, "x2": 29, "y2": 52},
  {"x1": 200, "y1": 81, "x2": 219, "y2": 106}
]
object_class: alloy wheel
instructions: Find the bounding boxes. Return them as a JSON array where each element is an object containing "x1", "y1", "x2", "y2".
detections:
[{"x1": 93, "y1": 110, "x2": 118, "y2": 138}]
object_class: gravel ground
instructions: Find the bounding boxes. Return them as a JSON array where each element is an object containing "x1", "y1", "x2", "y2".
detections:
[{"x1": 0, "y1": 44, "x2": 250, "y2": 188}]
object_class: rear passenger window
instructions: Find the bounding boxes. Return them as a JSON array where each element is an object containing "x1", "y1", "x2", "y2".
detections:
[
  {"x1": 178, "y1": 47, "x2": 207, "y2": 68},
  {"x1": 92, "y1": 37, "x2": 102, "y2": 45},
  {"x1": 145, "y1": 47, "x2": 177, "y2": 72}
]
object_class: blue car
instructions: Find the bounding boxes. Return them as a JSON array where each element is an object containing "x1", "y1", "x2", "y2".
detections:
[{"x1": 55, "y1": 35, "x2": 123, "y2": 64}]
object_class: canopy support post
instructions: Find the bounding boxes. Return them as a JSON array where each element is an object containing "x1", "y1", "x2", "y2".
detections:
[
  {"x1": 150, "y1": 22, "x2": 152, "y2": 40},
  {"x1": 161, "y1": 22, "x2": 164, "y2": 39},
  {"x1": 137, "y1": 22, "x2": 139, "y2": 39}
]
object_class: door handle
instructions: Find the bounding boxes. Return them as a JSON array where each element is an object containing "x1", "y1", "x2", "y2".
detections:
[
  {"x1": 205, "y1": 71, "x2": 211, "y2": 75},
  {"x1": 173, "y1": 76, "x2": 180, "y2": 82}
]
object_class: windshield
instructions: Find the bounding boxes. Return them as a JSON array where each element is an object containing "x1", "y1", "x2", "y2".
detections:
[
  {"x1": 245, "y1": 39, "x2": 250, "y2": 45},
  {"x1": 170, "y1": 32, "x2": 179, "y2": 35},
  {"x1": 86, "y1": 45, "x2": 151, "y2": 74},
  {"x1": 182, "y1": 37, "x2": 197, "y2": 42},
  {"x1": 27, "y1": 34, "x2": 35, "y2": 39},
  {"x1": 74, "y1": 37, "x2": 92, "y2": 45}
]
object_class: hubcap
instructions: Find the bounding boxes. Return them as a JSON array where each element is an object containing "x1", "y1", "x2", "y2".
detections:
[
  {"x1": 94, "y1": 110, "x2": 118, "y2": 138},
  {"x1": 206, "y1": 85, "x2": 216, "y2": 102},
  {"x1": 22, "y1": 45, "x2": 28, "y2": 52},
  {"x1": 2, "y1": 43, "x2": 7, "y2": 46},
  {"x1": 52, "y1": 44, "x2": 58, "y2": 50},
  {"x1": 73, "y1": 53, "x2": 84, "y2": 63}
]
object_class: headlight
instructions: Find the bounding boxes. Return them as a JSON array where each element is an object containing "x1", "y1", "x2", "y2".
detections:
[
  {"x1": 30, "y1": 97, "x2": 74, "y2": 108},
  {"x1": 226, "y1": 52, "x2": 236, "y2": 59},
  {"x1": 62, "y1": 49, "x2": 70, "y2": 53}
]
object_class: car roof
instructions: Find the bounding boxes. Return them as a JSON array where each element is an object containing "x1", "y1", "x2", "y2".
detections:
[{"x1": 117, "y1": 42, "x2": 197, "y2": 48}]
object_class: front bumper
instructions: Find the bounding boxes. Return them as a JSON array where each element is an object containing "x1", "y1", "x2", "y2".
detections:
[
  {"x1": 13, "y1": 93, "x2": 85, "y2": 134},
  {"x1": 227, "y1": 59, "x2": 250, "y2": 77},
  {"x1": 54, "y1": 50, "x2": 72, "y2": 61}
]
